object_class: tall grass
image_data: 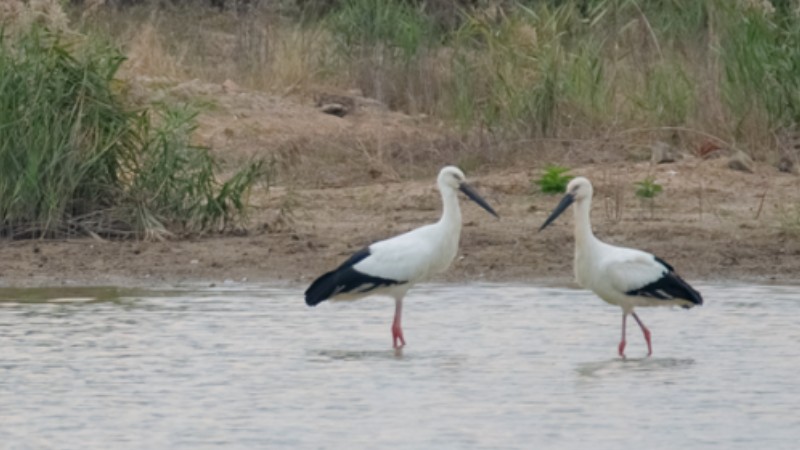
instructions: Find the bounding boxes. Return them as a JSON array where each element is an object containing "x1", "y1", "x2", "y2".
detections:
[
  {"x1": 632, "y1": 61, "x2": 695, "y2": 127},
  {"x1": 72, "y1": 0, "x2": 800, "y2": 163},
  {"x1": 327, "y1": 0, "x2": 435, "y2": 54},
  {"x1": 448, "y1": 3, "x2": 607, "y2": 136},
  {"x1": 125, "y1": 106, "x2": 265, "y2": 238},
  {"x1": 0, "y1": 27, "x2": 264, "y2": 239},
  {"x1": 0, "y1": 30, "x2": 131, "y2": 237},
  {"x1": 720, "y1": 2, "x2": 800, "y2": 132},
  {"x1": 323, "y1": 0, "x2": 444, "y2": 112}
]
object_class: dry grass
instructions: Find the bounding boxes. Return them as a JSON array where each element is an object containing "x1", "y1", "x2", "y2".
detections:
[
  {"x1": 0, "y1": 0, "x2": 70, "y2": 34},
  {"x1": 778, "y1": 204, "x2": 800, "y2": 236},
  {"x1": 63, "y1": 0, "x2": 800, "y2": 174},
  {"x1": 123, "y1": 21, "x2": 186, "y2": 80},
  {"x1": 251, "y1": 24, "x2": 332, "y2": 93},
  {"x1": 79, "y1": 4, "x2": 337, "y2": 95}
]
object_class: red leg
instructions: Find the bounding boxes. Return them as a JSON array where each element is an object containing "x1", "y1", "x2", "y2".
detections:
[
  {"x1": 618, "y1": 313, "x2": 627, "y2": 358},
  {"x1": 632, "y1": 312, "x2": 652, "y2": 356},
  {"x1": 391, "y1": 298, "x2": 406, "y2": 348}
]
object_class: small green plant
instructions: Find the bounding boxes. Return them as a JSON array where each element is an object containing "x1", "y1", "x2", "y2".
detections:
[
  {"x1": 536, "y1": 165, "x2": 573, "y2": 194},
  {"x1": 635, "y1": 177, "x2": 663, "y2": 218},
  {"x1": 635, "y1": 177, "x2": 663, "y2": 199}
]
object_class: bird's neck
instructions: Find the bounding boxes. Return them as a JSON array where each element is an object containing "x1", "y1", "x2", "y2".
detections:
[
  {"x1": 438, "y1": 187, "x2": 462, "y2": 233},
  {"x1": 572, "y1": 196, "x2": 599, "y2": 288},
  {"x1": 573, "y1": 197, "x2": 597, "y2": 249}
]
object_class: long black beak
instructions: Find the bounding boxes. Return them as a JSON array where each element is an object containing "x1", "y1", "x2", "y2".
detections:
[
  {"x1": 539, "y1": 193, "x2": 574, "y2": 231},
  {"x1": 459, "y1": 182, "x2": 499, "y2": 218}
]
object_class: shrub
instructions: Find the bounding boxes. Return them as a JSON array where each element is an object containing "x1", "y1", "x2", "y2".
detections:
[{"x1": 0, "y1": 27, "x2": 264, "y2": 239}]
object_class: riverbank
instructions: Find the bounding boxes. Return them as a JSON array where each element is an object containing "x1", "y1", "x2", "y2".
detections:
[{"x1": 2, "y1": 156, "x2": 798, "y2": 288}]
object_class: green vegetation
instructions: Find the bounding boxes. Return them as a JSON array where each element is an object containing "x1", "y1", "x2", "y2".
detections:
[
  {"x1": 69, "y1": 0, "x2": 800, "y2": 160},
  {"x1": 5, "y1": 0, "x2": 800, "y2": 239},
  {"x1": 635, "y1": 176, "x2": 663, "y2": 218},
  {"x1": 720, "y1": 1, "x2": 800, "y2": 132},
  {"x1": 0, "y1": 27, "x2": 264, "y2": 239},
  {"x1": 536, "y1": 165, "x2": 574, "y2": 194},
  {"x1": 635, "y1": 177, "x2": 663, "y2": 199},
  {"x1": 327, "y1": 0, "x2": 435, "y2": 53},
  {"x1": 323, "y1": 0, "x2": 440, "y2": 112},
  {"x1": 318, "y1": 0, "x2": 800, "y2": 150}
]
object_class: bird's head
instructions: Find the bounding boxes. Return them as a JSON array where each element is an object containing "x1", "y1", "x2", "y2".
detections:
[
  {"x1": 438, "y1": 165, "x2": 498, "y2": 218},
  {"x1": 566, "y1": 176, "x2": 593, "y2": 202},
  {"x1": 539, "y1": 176, "x2": 593, "y2": 231},
  {"x1": 438, "y1": 165, "x2": 467, "y2": 190}
]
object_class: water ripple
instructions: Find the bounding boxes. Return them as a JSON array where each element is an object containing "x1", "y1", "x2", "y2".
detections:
[{"x1": 0, "y1": 283, "x2": 798, "y2": 449}]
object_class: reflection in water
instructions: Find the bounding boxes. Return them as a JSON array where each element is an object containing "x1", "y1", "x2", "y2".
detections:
[
  {"x1": 311, "y1": 349, "x2": 405, "y2": 361},
  {"x1": 576, "y1": 357, "x2": 696, "y2": 377},
  {"x1": 0, "y1": 283, "x2": 799, "y2": 449},
  {"x1": 0, "y1": 286, "x2": 127, "y2": 303}
]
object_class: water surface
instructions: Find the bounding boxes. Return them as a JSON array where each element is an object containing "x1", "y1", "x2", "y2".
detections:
[{"x1": 1, "y1": 283, "x2": 799, "y2": 449}]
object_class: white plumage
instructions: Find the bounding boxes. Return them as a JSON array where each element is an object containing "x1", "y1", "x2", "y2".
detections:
[
  {"x1": 539, "y1": 176, "x2": 702, "y2": 358},
  {"x1": 305, "y1": 166, "x2": 498, "y2": 348}
]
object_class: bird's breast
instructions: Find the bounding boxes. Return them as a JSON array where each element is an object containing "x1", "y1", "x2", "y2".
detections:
[{"x1": 430, "y1": 229, "x2": 460, "y2": 274}]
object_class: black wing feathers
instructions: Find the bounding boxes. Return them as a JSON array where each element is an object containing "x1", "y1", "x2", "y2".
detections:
[
  {"x1": 625, "y1": 257, "x2": 703, "y2": 308},
  {"x1": 304, "y1": 248, "x2": 402, "y2": 306},
  {"x1": 653, "y1": 256, "x2": 674, "y2": 272}
]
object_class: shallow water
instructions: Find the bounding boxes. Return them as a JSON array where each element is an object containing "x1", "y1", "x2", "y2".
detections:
[{"x1": 1, "y1": 283, "x2": 799, "y2": 449}]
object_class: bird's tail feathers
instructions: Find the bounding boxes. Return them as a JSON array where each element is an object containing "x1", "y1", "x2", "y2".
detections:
[
  {"x1": 304, "y1": 270, "x2": 338, "y2": 306},
  {"x1": 676, "y1": 275, "x2": 703, "y2": 308}
]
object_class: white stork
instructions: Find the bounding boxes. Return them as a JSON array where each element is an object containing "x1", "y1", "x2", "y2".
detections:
[
  {"x1": 539, "y1": 176, "x2": 702, "y2": 358},
  {"x1": 305, "y1": 166, "x2": 499, "y2": 348}
]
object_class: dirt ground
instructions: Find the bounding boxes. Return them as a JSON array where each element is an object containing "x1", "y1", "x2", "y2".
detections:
[{"x1": 1, "y1": 78, "x2": 799, "y2": 288}]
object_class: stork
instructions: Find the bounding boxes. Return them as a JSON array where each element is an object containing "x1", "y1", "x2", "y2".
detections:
[
  {"x1": 539, "y1": 176, "x2": 702, "y2": 358},
  {"x1": 305, "y1": 166, "x2": 499, "y2": 348}
]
